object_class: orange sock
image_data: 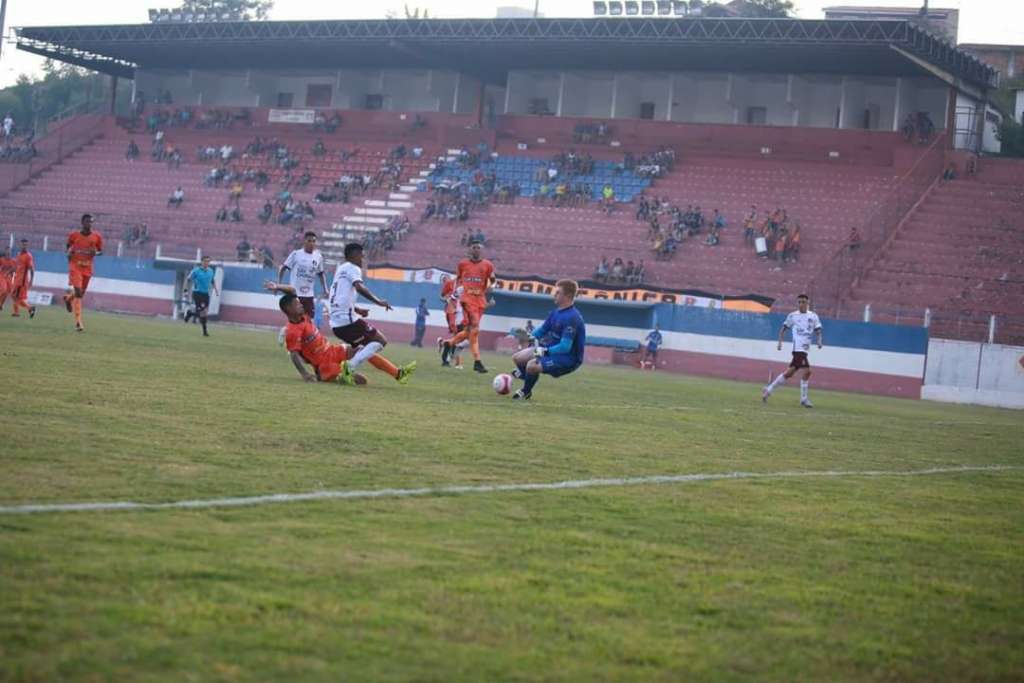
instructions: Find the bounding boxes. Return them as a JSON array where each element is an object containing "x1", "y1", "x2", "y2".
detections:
[
  {"x1": 73, "y1": 297, "x2": 83, "y2": 325},
  {"x1": 369, "y1": 355, "x2": 400, "y2": 379},
  {"x1": 469, "y1": 327, "x2": 481, "y2": 360},
  {"x1": 447, "y1": 329, "x2": 469, "y2": 346}
]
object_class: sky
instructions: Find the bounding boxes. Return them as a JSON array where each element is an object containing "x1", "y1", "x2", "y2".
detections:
[{"x1": 1, "y1": 0, "x2": 1022, "y2": 88}]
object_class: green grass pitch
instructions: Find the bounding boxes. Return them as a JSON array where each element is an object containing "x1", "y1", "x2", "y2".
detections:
[{"x1": 1, "y1": 309, "x2": 1022, "y2": 682}]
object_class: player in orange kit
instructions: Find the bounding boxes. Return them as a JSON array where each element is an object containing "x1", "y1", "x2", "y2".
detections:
[
  {"x1": 10, "y1": 239, "x2": 36, "y2": 318},
  {"x1": 437, "y1": 273, "x2": 469, "y2": 369},
  {"x1": 440, "y1": 240, "x2": 495, "y2": 373},
  {"x1": 64, "y1": 213, "x2": 104, "y2": 331},
  {"x1": 0, "y1": 249, "x2": 15, "y2": 311}
]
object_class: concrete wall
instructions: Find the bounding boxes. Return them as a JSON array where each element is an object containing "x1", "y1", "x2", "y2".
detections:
[{"x1": 923, "y1": 339, "x2": 1024, "y2": 409}]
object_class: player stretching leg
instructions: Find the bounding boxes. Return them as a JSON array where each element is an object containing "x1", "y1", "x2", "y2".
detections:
[
  {"x1": 762, "y1": 293, "x2": 823, "y2": 408},
  {"x1": 437, "y1": 274, "x2": 469, "y2": 369},
  {"x1": 509, "y1": 279, "x2": 586, "y2": 401},
  {"x1": 264, "y1": 282, "x2": 364, "y2": 386},
  {"x1": 10, "y1": 239, "x2": 36, "y2": 318},
  {"x1": 440, "y1": 240, "x2": 495, "y2": 373},
  {"x1": 64, "y1": 214, "x2": 104, "y2": 332},
  {"x1": 185, "y1": 256, "x2": 219, "y2": 337},
  {"x1": 329, "y1": 243, "x2": 416, "y2": 384}
]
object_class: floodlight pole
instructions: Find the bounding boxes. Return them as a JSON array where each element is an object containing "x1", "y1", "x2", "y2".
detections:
[
  {"x1": 0, "y1": 0, "x2": 8, "y2": 61},
  {"x1": 534, "y1": 0, "x2": 540, "y2": 18}
]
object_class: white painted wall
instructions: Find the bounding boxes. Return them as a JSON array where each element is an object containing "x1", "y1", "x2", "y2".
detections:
[
  {"x1": 561, "y1": 71, "x2": 615, "y2": 118},
  {"x1": 731, "y1": 73, "x2": 791, "y2": 126},
  {"x1": 792, "y1": 75, "x2": 842, "y2": 128},
  {"x1": 923, "y1": 339, "x2": 1024, "y2": 409},
  {"x1": 505, "y1": 70, "x2": 560, "y2": 115}
]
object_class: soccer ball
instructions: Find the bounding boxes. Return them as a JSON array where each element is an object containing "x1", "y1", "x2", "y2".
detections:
[{"x1": 493, "y1": 373, "x2": 513, "y2": 395}]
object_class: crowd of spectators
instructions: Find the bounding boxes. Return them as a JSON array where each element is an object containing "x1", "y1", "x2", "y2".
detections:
[
  {"x1": 572, "y1": 121, "x2": 611, "y2": 144},
  {"x1": 742, "y1": 205, "x2": 802, "y2": 263},
  {"x1": 235, "y1": 236, "x2": 274, "y2": 267},
  {"x1": 592, "y1": 256, "x2": 646, "y2": 285},
  {"x1": 636, "y1": 195, "x2": 726, "y2": 259},
  {"x1": 0, "y1": 131, "x2": 38, "y2": 163},
  {"x1": 620, "y1": 147, "x2": 676, "y2": 178}
]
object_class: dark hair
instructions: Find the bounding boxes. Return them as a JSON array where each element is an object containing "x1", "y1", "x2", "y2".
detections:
[
  {"x1": 304, "y1": 231, "x2": 317, "y2": 239},
  {"x1": 278, "y1": 293, "x2": 297, "y2": 313},
  {"x1": 81, "y1": 213, "x2": 93, "y2": 222},
  {"x1": 797, "y1": 293, "x2": 809, "y2": 300},
  {"x1": 343, "y1": 242, "x2": 363, "y2": 259},
  {"x1": 468, "y1": 238, "x2": 483, "y2": 246}
]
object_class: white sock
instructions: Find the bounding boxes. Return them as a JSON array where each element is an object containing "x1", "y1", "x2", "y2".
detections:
[
  {"x1": 800, "y1": 379, "x2": 809, "y2": 401},
  {"x1": 350, "y1": 341, "x2": 383, "y2": 370},
  {"x1": 767, "y1": 373, "x2": 786, "y2": 394},
  {"x1": 456, "y1": 341, "x2": 470, "y2": 349}
]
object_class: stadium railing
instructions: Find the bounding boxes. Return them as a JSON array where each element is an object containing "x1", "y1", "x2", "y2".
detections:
[{"x1": 807, "y1": 132, "x2": 946, "y2": 319}]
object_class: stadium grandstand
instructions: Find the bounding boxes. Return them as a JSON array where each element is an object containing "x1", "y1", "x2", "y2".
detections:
[{"x1": 2, "y1": 13, "x2": 1021, "y2": 347}]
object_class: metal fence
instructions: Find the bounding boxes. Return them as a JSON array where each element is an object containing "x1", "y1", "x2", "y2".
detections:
[{"x1": 808, "y1": 132, "x2": 947, "y2": 319}]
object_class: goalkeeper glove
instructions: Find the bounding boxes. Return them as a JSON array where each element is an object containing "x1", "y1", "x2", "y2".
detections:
[{"x1": 533, "y1": 346, "x2": 547, "y2": 358}]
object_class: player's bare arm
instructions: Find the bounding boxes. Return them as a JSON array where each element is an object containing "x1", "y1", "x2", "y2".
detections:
[
  {"x1": 354, "y1": 281, "x2": 392, "y2": 311},
  {"x1": 777, "y1": 325, "x2": 787, "y2": 351},
  {"x1": 265, "y1": 280, "x2": 296, "y2": 295},
  {"x1": 277, "y1": 264, "x2": 290, "y2": 283},
  {"x1": 816, "y1": 328, "x2": 823, "y2": 349},
  {"x1": 289, "y1": 351, "x2": 316, "y2": 382}
]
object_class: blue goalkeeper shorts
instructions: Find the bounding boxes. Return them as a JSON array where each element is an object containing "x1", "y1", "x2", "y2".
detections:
[{"x1": 539, "y1": 353, "x2": 581, "y2": 378}]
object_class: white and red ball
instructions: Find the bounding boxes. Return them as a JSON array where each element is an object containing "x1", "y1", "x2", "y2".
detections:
[{"x1": 492, "y1": 373, "x2": 513, "y2": 395}]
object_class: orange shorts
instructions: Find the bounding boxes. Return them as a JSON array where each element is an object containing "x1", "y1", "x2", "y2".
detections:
[
  {"x1": 69, "y1": 267, "x2": 93, "y2": 293},
  {"x1": 460, "y1": 299, "x2": 486, "y2": 327},
  {"x1": 11, "y1": 280, "x2": 29, "y2": 301},
  {"x1": 315, "y1": 345, "x2": 349, "y2": 382},
  {"x1": 0, "y1": 277, "x2": 9, "y2": 295}
]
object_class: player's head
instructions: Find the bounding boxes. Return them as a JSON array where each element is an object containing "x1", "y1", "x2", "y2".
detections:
[
  {"x1": 797, "y1": 293, "x2": 809, "y2": 312},
  {"x1": 81, "y1": 214, "x2": 93, "y2": 233},
  {"x1": 344, "y1": 242, "x2": 364, "y2": 266},
  {"x1": 440, "y1": 273, "x2": 451, "y2": 283},
  {"x1": 201, "y1": 255, "x2": 212, "y2": 268},
  {"x1": 278, "y1": 292, "x2": 304, "y2": 320},
  {"x1": 553, "y1": 279, "x2": 578, "y2": 308},
  {"x1": 19, "y1": 238, "x2": 28, "y2": 251},
  {"x1": 468, "y1": 240, "x2": 482, "y2": 260},
  {"x1": 303, "y1": 231, "x2": 317, "y2": 252}
]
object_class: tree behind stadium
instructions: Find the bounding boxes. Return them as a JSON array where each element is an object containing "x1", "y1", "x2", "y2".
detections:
[{"x1": 174, "y1": 0, "x2": 274, "y2": 21}]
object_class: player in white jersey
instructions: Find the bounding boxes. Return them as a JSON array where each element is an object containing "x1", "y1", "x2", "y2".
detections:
[
  {"x1": 762, "y1": 293, "x2": 823, "y2": 408},
  {"x1": 328, "y1": 242, "x2": 416, "y2": 384},
  {"x1": 278, "y1": 231, "x2": 327, "y2": 318}
]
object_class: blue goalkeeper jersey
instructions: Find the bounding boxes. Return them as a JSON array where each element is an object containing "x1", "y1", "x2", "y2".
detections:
[{"x1": 534, "y1": 305, "x2": 586, "y2": 365}]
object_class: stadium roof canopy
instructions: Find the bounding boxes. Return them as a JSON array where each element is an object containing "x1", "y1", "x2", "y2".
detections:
[{"x1": 15, "y1": 17, "x2": 997, "y2": 91}]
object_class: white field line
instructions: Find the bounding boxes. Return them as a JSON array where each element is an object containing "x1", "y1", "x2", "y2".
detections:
[{"x1": 0, "y1": 465, "x2": 1017, "y2": 515}]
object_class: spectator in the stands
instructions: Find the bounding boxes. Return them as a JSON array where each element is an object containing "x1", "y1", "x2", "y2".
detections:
[
  {"x1": 220, "y1": 144, "x2": 233, "y2": 163},
  {"x1": 216, "y1": 206, "x2": 228, "y2": 222},
  {"x1": 258, "y1": 201, "x2": 273, "y2": 224},
  {"x1": 125, "y1": 140, "x2": 140, "y2": 161},
  {"x1": 230, "y1": 205, "x2": 243, "y2": 222},
  {"x1": 236, "y1": 236, "x2": 251, "y2": 261},
  {"x1": 259, "y1": 245, "x2": 274, "y2": 268},
  {"x1": 168, "y1": 186, "x2": 185, "y2": 208},
  {"x1": 2, "y1": 112, "x2": 14, "y2": 138},
  {"x1": 472, "y1": 228, "x2": 486, "y2": 246},
  {"x1": 312, "y1": 138, "x2": 326, "y2": 157},
  {"x1": 623, "y1": 260, "x2": 635, "y2": 283},
  {"x1": 229, "y1": 181, "x2": 243, "y2": 201},
  {"x1": 602, "y1": 184, "x2": 615, "y2": 214},
  {"x1": 788, "y1": 225, "x2": 801, "y2": 262},
  {"x1": 942, "y1": 164, "x2": 957, "y2": 181},
  {"x1": 630, "y1": 260, "x2": 645, "y2": 285},
  {"x1": 743, "y1": 206, "x2": 757, "y2": 245},
  {"x1": 610, "y1": 257, "x2": 624, "y2": 282},
  {"x1": 594, "y1": 256, "x2": 610, "y2": 282},
  {"x1": 848, "y1": 226, "x2": 862, "y2": 251}
]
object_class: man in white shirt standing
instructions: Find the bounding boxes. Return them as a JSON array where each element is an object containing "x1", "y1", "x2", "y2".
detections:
[
  {"x1": 329, "y1": 242, "x2": 416, "y2": 385},
  {"x1": 762, "y1": 293, "x2": 823, "y2": 408},
  {"x1": 278, "y1": 231, "x2": 327, "y2": 321}
]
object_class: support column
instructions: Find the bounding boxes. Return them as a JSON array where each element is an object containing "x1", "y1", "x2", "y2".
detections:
[
  {"x1": 475, "y1": 78, "x2": 485, "y2": 128},
  {"x1": 610, "y1": 74, "x2": 618, "y2": 118},
  {"x1": 504, "y1": 72, "x2": 513, "y2": 114},
  {"x1": 946, "y1": 86, "x2": 957, "y2": 150},
  {"x1": 452, "y1": 72, "x2": 461, "y2": 114},
  {"x1": 892, "y1": 77, "x2": 903, "y2": 132},
  {"x1": 555, "y1": 71, "x2": 566, "y2": 117},
  {"x1": 109, "y1": 75, "x2": 119, "y2": 114},
  {"x1": 838, "y1": 76, "x2": 848, "y2": 129},
  {"x1": 665, "y1": 73, "x2": 674, "y2": 121}
]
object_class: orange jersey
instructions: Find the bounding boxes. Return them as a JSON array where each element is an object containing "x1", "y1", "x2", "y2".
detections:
[
  {"x1": 13, "y1": 251, "x2": 34, "y2": 281},
  {"x1": 0, "y1": 257, "x2": 14, "y2": 275},
  {"x1": 285, "y1": 315, "x2": 336, "y2": 367},
  {"x1": 67, "y1": 230, "x2": 104, "y2": 273},
  {"x1": 455, "y1": 258, "x2": 495, "y2": 301},
  {"x1": 441, "y1": 279, "x2": 459, "y2": 313}
]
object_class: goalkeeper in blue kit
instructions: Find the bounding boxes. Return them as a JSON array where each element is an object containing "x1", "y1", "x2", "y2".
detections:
[{"x1": 509, "y1": 279, "x2": 586, "y2": 400}]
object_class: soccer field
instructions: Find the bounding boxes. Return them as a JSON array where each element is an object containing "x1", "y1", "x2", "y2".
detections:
[{"x1": 1, "y1": 309, "x2": 1022, "y2": 682}]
